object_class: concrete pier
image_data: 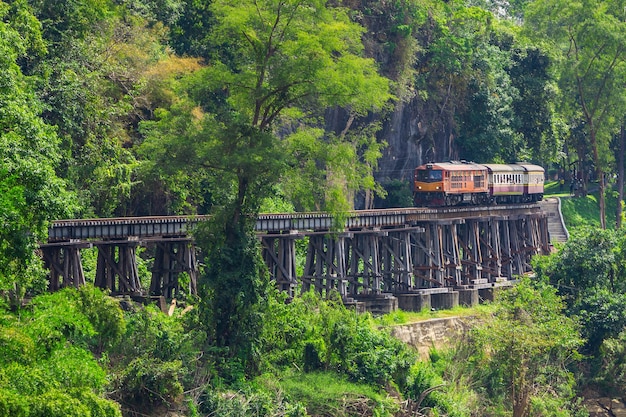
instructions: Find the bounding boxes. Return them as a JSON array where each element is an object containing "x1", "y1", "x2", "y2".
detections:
[
  {"x1": 431, "y1": 291, "x2": 459, "y2": 310},
  {"x1": 397, "y1": 293, "x2": 431, "y2": 312},
  {"x1": 457, "y1": 289, "x2": 479, "y2": 307}
]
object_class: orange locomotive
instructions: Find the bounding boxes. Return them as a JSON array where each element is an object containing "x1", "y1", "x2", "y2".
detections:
[
  {"x1": 413, "y1": 161, "x2": 489, "y2": 206},
  {"x1": 413, "y1": 161, "x2": 545, "y2": 206}
]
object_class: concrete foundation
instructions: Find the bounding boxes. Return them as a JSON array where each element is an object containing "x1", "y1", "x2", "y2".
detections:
[
  {"x1": 457, "y1": 289, "x2": 479, "y2": 307},
  {"x1": 397, "y1": 293, "x2": 431, "y2": 312},
  {"x1": 478, "y1": 287, "x2": 494, "y2": 302},
  {"x1": 431, "y1": 291, "x2": 459, "y2": 310},
  {"x1": 355, "y1": 294, "x2": 398, "y2": 315},
  {"x1": 344, "y1": 300, "x2": 366, "y2": 313}
]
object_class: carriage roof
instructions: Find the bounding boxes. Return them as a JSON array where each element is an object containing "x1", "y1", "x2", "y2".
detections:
[{"x1": 417, "y1": 162, "x2": 487, "y2": 172}]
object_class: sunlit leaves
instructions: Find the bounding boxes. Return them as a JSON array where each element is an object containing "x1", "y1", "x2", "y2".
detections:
[
  {"x1": 0, "y1": 2, "x2": 75, "y2": 291},
  {"x1": 0, "y1": 288, "x2": 123, "y2": 416},
  {"x1": 470, "y1": 278, "x2": 583, "y2": 415}
]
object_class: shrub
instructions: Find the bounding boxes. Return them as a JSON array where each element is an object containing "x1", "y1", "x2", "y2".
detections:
[
  {"x1": 113, "y1": 357, "x2": 184, "y2": 408},
  {"x1": 260, "y1": 291, "x2": 416, "y2": 388},
  {"x1": 0, "y1": 388, "x2": 29, "y2": 417},
  {"x1": 29, "y1": 390, "x2": 91, "y2": 417}
]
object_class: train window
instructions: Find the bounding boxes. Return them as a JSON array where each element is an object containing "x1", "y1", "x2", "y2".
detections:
[{"x1": 417, "y1": 169, "x2": 443, "y2": 182}]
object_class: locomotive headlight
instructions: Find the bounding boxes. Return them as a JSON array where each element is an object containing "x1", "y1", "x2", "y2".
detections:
[
  {"x1": 436, "y1": 186, "x2": 440, "y2": 190},
  {"x1": 418, "y1": 186, "x2": 422, "y2": 190}
]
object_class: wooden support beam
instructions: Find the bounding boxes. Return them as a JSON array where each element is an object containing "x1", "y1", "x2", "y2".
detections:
[{"x1": 95, "y1": 242, "x2": 141, "y2": 294}]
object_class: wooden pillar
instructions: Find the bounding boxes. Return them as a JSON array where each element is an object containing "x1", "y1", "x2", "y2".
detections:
[
  {"x1": 500, "y1": 218, "x2": 513, "y2": 278},
  {"x1": 261, "y1": 233, "x2": 299, "y2": 298},
  {"x1": 510, "y1": 219, "x2": 524, "y2": 275},
  {"x1": 41, "y1": 243, "x2": 88, "y2": 291},
  {"x1": 302, "y1": 233, "x2": 347, "y2": 298},
  {"x1": 379, "y1": 228, "x2": 416, "y2": 293},
  {"x1": 150, "y1": 239, "x2": 199, "y2": 298},
  {"x1": 412, "y1": 222, "x2": 445, "y2": 288},
  {"x1": 95, "y1": 241, "x2": 141, "y2": 294},
  {"x1": 441, "y1": 222, "x2": 462, "y2": 287}
]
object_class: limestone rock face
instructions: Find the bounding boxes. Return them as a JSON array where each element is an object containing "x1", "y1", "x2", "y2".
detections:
[{"x1": 583, "y1": 397, "x2": 626, "y2": 417}]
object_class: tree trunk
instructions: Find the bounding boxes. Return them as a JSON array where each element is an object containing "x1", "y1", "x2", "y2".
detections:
[
  {"x1": 599, "y1": 172, "x2": 606, "y2": 229},
  {"x1": 589, "y1": 128, "x2": 606, "y2": 229},
  {"x1": 617, "y1": 122, "x2": 625, "y2": 229}
]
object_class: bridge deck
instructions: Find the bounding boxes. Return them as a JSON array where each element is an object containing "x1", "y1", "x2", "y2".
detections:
[
  {"x1": 48, "y1": 204, "x2": 542, "y2": 241},
  {"x1": 42, "y1": 205, "x2": 549, "y2": 308}
]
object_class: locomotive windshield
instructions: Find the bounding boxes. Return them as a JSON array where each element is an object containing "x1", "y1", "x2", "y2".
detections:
[{"x1": 417, "y1": 169, "x2": 443, "y2": 182}]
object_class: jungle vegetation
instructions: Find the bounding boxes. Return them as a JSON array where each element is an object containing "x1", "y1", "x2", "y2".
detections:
[{"x1": 3, "y1": 0, "x2": 626, "y2": 415}]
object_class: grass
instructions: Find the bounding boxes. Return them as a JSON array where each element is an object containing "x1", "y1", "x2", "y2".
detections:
[
  {"x1": 375, "y1": 301, "x2": 496, "y2": 326},
  {"x1": 257, "y1": 371, "x2": 398, "y2": 417},
  {"x1": 545, "y1": 180, "x2": 620, "y2": 233}
]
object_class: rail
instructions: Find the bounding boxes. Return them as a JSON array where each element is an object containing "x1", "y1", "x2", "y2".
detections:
[{"x1": 48, "y1": 204, "x2": 542, "y2": 242}]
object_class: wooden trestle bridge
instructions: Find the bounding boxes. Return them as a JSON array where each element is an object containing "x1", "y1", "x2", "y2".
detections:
[{"x1": 42, "y1": 204, "x2": 550, "y2": 311}]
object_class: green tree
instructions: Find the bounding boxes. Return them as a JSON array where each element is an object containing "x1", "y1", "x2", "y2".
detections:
[
  {"x1": 0, "y1": 1, "x2": 75, "y2": 299},
  {"x1": 469, "y1": 278, "x2": 583, "y2": 417},
  {"x1": 533, "y1": 228, "x2": 626, "y2": 353},
  {"x1": 139, "y1": 0, "x2": 391, "y2": 372},
  {"x1": 525, "y1": 0, "x2": 626, "y2": 229}
]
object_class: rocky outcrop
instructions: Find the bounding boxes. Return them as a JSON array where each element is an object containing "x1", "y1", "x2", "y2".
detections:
[{"x1": 585, "y1": 398, "x2": 626, "y2": 417}]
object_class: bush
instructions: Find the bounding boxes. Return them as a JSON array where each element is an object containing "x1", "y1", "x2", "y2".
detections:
[
  {"x1": 404, "y1": 361, "x2": 462, "y2": 416},
  {"x1": 597, "y1": 329, "x2": 626, "y2": 396},
  {"x1": 29, "y1": 391, "x2": 91, "y2": 417},
  {"x1": 0, "y1": 289, "x2": 124, "y2": 417},
  {"x1": 106, "y1": 304, "x2": 205, "y2": 411},
  {"x1": 113, "y1": 357, "x2": 184, "y2": 408},
  {"x1": 0, "y1": 388, "x2": 29, "y2": 417},
  {"x1": 260, "y1": 291, "x2": 416, "y2": 388}
]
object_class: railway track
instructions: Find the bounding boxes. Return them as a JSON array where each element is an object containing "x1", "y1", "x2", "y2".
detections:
[{"x1": 49, "y1": 204, "x2": 543, "y2": 241}]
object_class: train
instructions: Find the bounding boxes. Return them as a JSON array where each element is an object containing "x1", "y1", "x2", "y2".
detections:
[{"x1": 413, "y1": 161, "x2": 544, "y2": 207}]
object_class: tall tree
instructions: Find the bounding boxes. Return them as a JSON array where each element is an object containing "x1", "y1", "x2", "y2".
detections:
[
  {"x1": 0, "y1": 1, "x2": 74, "y2": 300},
  {"x1": 525, "y1": 0, "x2": 626, "y2": 229},
  {"x1": 140, "y1": 0, "x2": 391, "y2": 368}
]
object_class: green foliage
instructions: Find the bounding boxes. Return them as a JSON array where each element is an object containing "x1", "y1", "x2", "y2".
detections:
[
  {"x1": 560, "y1": 192, "x2": 619, "y2": 233},
  {"x1": 597, "y1": 328, "x2": 626, "y2": 396},
  {"x1": 468, "y1": 278, "x2": 583, "y2": 416},
  {"x1": 0, "y1": 388, "x2": 29, "y2": 417},
  {"x1": 328, "y1": 312, "x2": 414, "y2": 387},
  {"x1": 24, "y1": 286, "x2": 125, "y2": 354},
  {"x1": 276, "y1": 371, "x2": 398, "y2": 417},
  {"x1": 541, "y1": 228, "x2": 622, "y2": 294},
  {"x1": 0, "y1": 0, "x2": 75, "y2": 295},
  {"x1": 534, "y1": 226, "x2": 626, "y2": 353},
  {"x1": 196, "y1": 218, "x2": 271, "y2": 375},
  {"x1": 107, "y1": 303, "x2": 205, "y2": 411},
  {"x1": 571, "y1": 289, "x2": 626, "y2": 353},
  {"x1": 375, "y1": 179, "x2": 413, "y2": 209},
  {"x1": 405, "y1": 360, "x2": 464, "y2": 416},
  {"x1": 0, "y1": 289, "x2": 122, "y2": 417},
  {"x1": 198, "y1": 380, "x2": 307, "y2": 417},
  {"x1": 115, "y1": 357, "x2": 184, "y2": 407},
  {"x1": 260, "y1": 291, "x2": 416, "y2": 389},
  {"x1": 526, "y1": 0, "x2": 626, "y2": 226}
]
